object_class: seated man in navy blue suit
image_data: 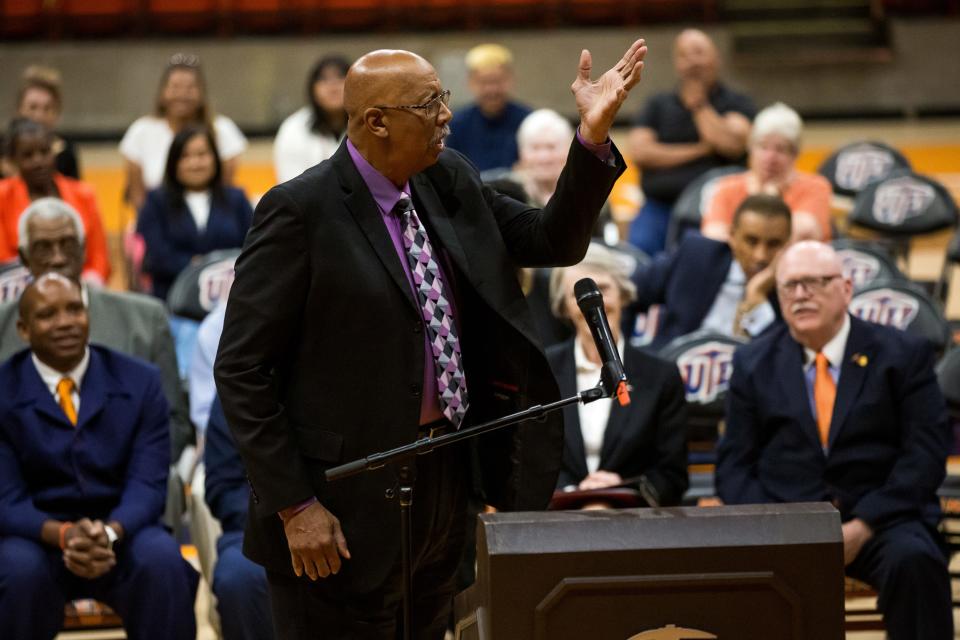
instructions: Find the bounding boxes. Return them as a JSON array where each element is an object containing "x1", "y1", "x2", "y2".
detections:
[
  {"x1": 717, "y1": 241, "x2": 953, "y2": 639},
  {"x1": 205, "y1": 396, "x2": 274, "y2": 640},
  {"x1": 0, "y1": 274, "x2": 198, "y2": 640},
  {"x1": 629, "y1": 193, "x2": 790, "y2": 349}
]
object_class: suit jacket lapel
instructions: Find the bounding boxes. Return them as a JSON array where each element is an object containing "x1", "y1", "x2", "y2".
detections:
[
  {"x1": 555, "y1": 346, "x2": 589, "y2": 479},
  {"x1": 410, "y1": 173, "x2": 469, "y2": 278},
  {"x1": 774, "y1": 335, "x2": 823, "y2": 451},
  {"x1": 333, "y1": 146, "x2": 418, "y2": 314},
  {"x1": 828, "y1": 317, "x2": 871, "y2": 449},
  {"x1": 76, "y1": 350, "x2": 109, "y2": 430},
  {"x1": 599, "y1": 348, "x2": 635, "y2": 468},
  {"x1": 17, "y1": 354, "x2": 74, "y2": 429}
]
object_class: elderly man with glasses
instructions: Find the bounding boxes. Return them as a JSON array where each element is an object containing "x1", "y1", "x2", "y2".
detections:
[
  {"x1": 716, "y1": 241, "x2": 953, "y2": 639},
  {"x1": 215, "y1": 43, "x2": 647, "y2": 639}
]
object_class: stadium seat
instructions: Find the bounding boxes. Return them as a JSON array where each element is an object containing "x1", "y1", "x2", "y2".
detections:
[
  {"x1": 818, "y1": 140, "x2": 911, "y2": 198},
  {"x1": 849, "y1": 279, "x2": 952, "y2": 354},
  {"x1": 0, "y1": 261, "x2": 31, "y2": 304},
  {"x1": 0, "y1": 0, "x2": 45, "y2": 38},
  {"x1": 146, "y1": 0, "x2": 222, "y2": 34},
  {"x1": 934, "y1": 227, "x2": 960, "y2": 307},
  {"x1": 56, "y1": 0, "x2": 137, "y2": 36},
  {"x1": 166, "y1": 248, "x2": 240, "y2": 323},
  {"x1": 830, "y1": 238, "x2": 906, "y2": 291},
  {"x1": 666, "y1": 165, "x2": 744, "y2": 251}
]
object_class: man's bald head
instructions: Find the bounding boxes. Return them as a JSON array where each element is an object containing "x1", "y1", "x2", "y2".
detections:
[
  {"x1": 776, "y1": 241, "x2": 852, "y2": 351},
  {"x1": 673, "y1": 29, "x2": 720, "y2": 85},
  {"x1": 344, "y1": 50, "x2": 436, "y2": 123},
  {"x1": 17, "y1": 272, "x2": 89, "y2": 372}
]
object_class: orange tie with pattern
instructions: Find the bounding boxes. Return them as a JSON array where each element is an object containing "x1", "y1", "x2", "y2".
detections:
[
  {"x1": 814, "y1": 353, "x2": 835, "y2": 447},
  {"x1": 57, "y1": 377, "x2": 78, "y2": 426}
]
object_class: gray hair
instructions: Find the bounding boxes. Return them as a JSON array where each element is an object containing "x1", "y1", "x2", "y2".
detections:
[
  {"x1": 516, "y1": 108, "x2": 574, "y2": 153},
  {"x1": 549, "y1": 243, "x2": 638, "y2": 320},
  {"x1": 750, "y1": 102, "x2": 803, "y2": 152},
  {"x1": 17, "y1": 197, "x2": 85, "y2": 251}
]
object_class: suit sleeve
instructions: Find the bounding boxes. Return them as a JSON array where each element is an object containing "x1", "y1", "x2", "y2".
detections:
[
  {"x1": 204, "y1": 397, "x2": 250, "y2": 533},
  {"x1": 851, "y1": 342, "x2": 950, "y2": 528},
  {"x1": 716, "y1": 348, "x2": 776, "y2": 505},
  {"x1": 629, "y1": 244, "x2": 677, "y2": 313},
  {"x1": 148, "y1": 302, "x2": 194, "y2": 458},
  {"x1": 643, "y1": 365, "x2": 689, "y2": 506},
  {"x1": 0, "y1": 424, "x2": 53, "y2": 540},
  {"x1": 484, "y1": 138, "x2": 625, "y2": 268},
  {"x1": 108, "y1": 371, "x2": 171, "y2": 535},
  {"x1": 213, "y1": 186, "x2": 316, "y2": 517}
]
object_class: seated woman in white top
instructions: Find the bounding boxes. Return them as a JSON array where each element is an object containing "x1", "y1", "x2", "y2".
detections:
[
  {"x1": 120, "y1": 53, "x2": 247, "y2": 210},
  {"x1": 273, "y1": 55, "x2": 349, "y2": 183}
]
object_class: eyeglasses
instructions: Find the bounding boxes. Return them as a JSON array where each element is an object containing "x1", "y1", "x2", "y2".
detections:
[
  {"x1": 776, "y1": 274, "x2": 842, "y2": 298},
  {"x1": 168, "y1": 53, "x2": 201, "y2": 69},
  {"x1": 375, "y1": 89, "x2": 451, "y2": 117}
]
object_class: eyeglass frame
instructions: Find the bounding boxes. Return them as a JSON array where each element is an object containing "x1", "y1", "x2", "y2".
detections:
[
  {"x1": 374, "y1": 89, "x2": 451, "y2": 116},
  {"x1": 776, "y1": 274, "x2": 843, "y2": 298}
]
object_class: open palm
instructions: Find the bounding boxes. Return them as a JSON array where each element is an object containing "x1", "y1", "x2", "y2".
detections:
[{"x1": 572, "y1": 38, "x2": 647, "y2": 144}]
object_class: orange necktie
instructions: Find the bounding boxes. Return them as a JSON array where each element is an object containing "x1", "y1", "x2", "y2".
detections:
[
  {"x1": 57, "y1": 377, "x2": 78, "y2": 426},
  {"x1": 814, "y1": 353, "x2": 835, "y2": 448}
]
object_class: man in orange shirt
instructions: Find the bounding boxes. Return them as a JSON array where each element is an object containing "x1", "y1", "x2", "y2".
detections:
[{"x1": 0, "y1": 118, "x2": 109, "y2": 284}]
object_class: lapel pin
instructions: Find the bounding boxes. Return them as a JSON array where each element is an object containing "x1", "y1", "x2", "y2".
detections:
[{"x1": 851, "y1": 353, "x2": 868, "y2": 367}]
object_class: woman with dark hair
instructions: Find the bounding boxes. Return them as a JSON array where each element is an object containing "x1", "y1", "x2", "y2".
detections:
[
  {"x1": 273, "y1": 55, "x2": 350, "y2": 183},
  {"x1": 121, "y1": 53, "x2": 247, "y2": 210},
  {"x1": 0, "y1": 118, "x2": 110, "y2": 283},
  {"x1": 136, "y1": 125, "x2": 253, "y2": 300}
]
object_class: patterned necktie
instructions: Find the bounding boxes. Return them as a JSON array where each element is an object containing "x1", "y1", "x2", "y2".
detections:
[
  {"x1": 395, "y1": 194, "x2": 469, "y2": 428},
  {"x1": 57, "y1": 377, "x2": 78, "y2": 426},
  {"x1": 814, "y1": 353, "x2": 835, "y2": 448}
]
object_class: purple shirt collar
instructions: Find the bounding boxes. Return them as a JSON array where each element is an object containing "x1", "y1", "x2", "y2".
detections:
[{"x1": 346, "y1": 139, "x2": 411, "y2": 215}]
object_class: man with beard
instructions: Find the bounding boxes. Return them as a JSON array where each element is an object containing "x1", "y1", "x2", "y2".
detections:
[
  {"x1": 717, "y1": 241, "x2": 953, "y2": 639},
  {"x1": 215, "y1": 42, "x2": 646, "y2": 639}
]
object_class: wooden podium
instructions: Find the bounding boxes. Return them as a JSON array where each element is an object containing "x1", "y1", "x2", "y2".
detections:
[{"x1": 454, "y1": 503, "x2": 844, "y2": 640}]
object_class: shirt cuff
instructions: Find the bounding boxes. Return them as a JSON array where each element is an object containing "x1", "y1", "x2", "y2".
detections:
[
  {"x1": 576, "y1": 128, "x2": 613, "y2": 164},
  {"x1": 278, "y1": 497, "x2": 317, "y2": 522},
  {"x1": 740, "y1": 302, "x2": 776, "y2": 337}
]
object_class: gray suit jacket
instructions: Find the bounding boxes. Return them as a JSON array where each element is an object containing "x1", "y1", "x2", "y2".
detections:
[{"x1": 0, "y1": 287, "x2": 192, "y2": 457}]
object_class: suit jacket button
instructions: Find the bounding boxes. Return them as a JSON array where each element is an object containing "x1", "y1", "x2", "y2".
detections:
[
  {"x1": 413, "y1": 323, "x2": 421, "y2": 334},
  {"x1": 410, "y1": 383, "x2": 421, "y2": 397}
]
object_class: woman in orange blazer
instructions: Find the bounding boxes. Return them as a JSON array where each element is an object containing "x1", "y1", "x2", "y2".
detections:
[{"x1": 0, "y1": 119, "x2": 109, "y2": 283}]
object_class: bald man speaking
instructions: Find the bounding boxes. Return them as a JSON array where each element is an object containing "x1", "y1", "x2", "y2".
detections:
[{"x1": 215, "y1": 42, "x2": 646, "y2": 639}]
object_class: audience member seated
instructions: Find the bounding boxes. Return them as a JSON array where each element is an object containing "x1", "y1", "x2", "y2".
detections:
[
  {"x1": 547, "y1": 244, "x2": 688, "y2": 505},
  {"x1": 205, "y1": 397, "x2": 274, "y2": 640},
  {"x1": 716, "y1": 241, "x2": 953, "y2": 639},
  {"x1": 629, "y1": 194, "x2": 791, "y2": 349},
  {"x1": 274, "y1": 55, "x2": 349, "y2": 183},
  {"x1": 136, "y1": 124, "x2": 253, "y2": 300},
  {"x1": 702, "y1": 102, "x2": 832, "y2": 242},
  {"x1": 0, "y1": 119, "x2": 109, "y2": 284},
  {"x1": 0, "y1": 198, "x2": 192, "y2": 460},
  {"x1": 0, "y1": 274, "x2": 198, "y2": 640},
  {"x1": 120, "y1": 53, "x2": 247, "y2": 210},
  {"x1": 628, "y1": 28, "x2": 755, "y2": 256},
  {"x1": 445, "y1": 43, "x2": 532, "y2": 172},
  {"x1": 188, "y1": 300, "x2": 226, "y2": 437},
  {"x1": 10, "y1": 65, "x2": 80, "y2": 179}
]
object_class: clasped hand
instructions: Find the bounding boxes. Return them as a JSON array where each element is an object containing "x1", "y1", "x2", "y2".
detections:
[{"x1": 63, "y1": 518, "x2": 116, "y2": 579}]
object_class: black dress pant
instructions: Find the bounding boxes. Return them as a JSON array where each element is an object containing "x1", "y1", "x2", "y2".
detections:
[
  {"x1": 267, "y1": 442, "x2": 469, "y2": 640},
  {"x1": 846, "y1": 519, "x2": 953, "y2": 640}
]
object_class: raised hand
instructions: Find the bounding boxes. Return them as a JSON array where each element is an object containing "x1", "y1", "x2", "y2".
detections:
[{"x1": 572, "y1": 38, "x2": 647, "y2": 144}]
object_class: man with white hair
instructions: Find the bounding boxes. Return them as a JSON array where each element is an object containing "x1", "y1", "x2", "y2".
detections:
[
  {"x1": 444, "y1": 43, "x2": 532, "y2": 172},
  {"x1": 0, "y1": 198, "x2": 192, "y2": 459},
  {"x1": 717, "y1": 241, "x2": 953, "y2": 639},
  {"x1": 702, "y1": 102, "x2": 833, "y2": 242},
  {"x1": 628, "y1": 28, "x2": 756, "y2": 255}
]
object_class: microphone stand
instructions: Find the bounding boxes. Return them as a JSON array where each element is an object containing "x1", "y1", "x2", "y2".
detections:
[{"x1": 325, "y1": 385, "x2": 608, "y2": 640}]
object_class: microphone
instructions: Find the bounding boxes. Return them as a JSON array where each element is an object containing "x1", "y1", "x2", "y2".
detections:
[{"x1": 574, "y1": 277, "x2": 630, "y2": 406}]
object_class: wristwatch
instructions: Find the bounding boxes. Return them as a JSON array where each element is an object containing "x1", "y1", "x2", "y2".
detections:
[{"x1": 104, "y1": 525, "x2": 119, "y2": 551}]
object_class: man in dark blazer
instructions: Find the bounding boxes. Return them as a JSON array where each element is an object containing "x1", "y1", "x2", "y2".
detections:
[
  {"x1": 214, "y1": 43, "x2": 646, "y2": 638},
  {"x1": 716, "y1": 241, "x2": 953, "y2": 639},
  {"x1": 0, "y1": 274, "x2": 198, "y2": 640},
  {"x1": 546, "y1": 243, "x2": 688, "y2": 505},
  {"x1": 0, "y1": 197, "x2": 193, "y2": 459},
  {"x1": 629, "y1": 193, "x2": 790, "y2": 350}
]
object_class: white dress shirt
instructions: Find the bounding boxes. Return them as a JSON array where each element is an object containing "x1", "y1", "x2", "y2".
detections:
[
  {"x1": 31, "y1": 348, "x2": 90, "y2": 414},
  {"x1": 573, "y1": 336, "x2": 625, "y2": 474},
  {"x1": 700, "y1": 259, "x2": 775, "y2": 337}
]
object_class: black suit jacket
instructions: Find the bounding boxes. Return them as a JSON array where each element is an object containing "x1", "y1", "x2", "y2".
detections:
[
  {"x1": 630, "y1": 235, "x2": 780, "y2": 349},
  {"x1": 547, "y1": 341, "x2": 689, "y2": 506},
  {"x1": 214, "y1": 139, "x2": 624, "y2": 593},
  {"x1": 716, "y1": 315, "x2": 950, "y2": 530}
]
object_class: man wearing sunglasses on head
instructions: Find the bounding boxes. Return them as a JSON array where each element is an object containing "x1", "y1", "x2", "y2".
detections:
[
  {"x1": 215, "y1": 43, "x2": 647, "y2": 639},
  {"x1": 717, "y1": 241, "x2": 953, "y2": 640}
]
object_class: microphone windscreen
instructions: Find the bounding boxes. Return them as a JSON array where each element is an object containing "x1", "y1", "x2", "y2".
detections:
[{"x1": 574, "y1": 277, "x2": 603, "y2": 309}]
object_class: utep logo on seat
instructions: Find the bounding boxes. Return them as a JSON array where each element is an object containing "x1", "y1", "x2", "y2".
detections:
[
  {"x1": 835, "y1": 145, "x2": 897, "y2": 191},
  {"x1": 872, "y1": 176, "x2": 936, "y2": 225},
  {"x1": 837, "y1": 249, "x2": 881, "y2": 288},
  {"x1": 198, "y1": 258, "x2": 237, "y2": 312},
  {"x1": 0, "y1": 265, "x2": 31, "y2": 303},
  {"x1": 849, "y1": 288, "x2": 920, "y2": 329},
  {"x1": 676, "y1": 342, "x2": 736, "y2": 405}
]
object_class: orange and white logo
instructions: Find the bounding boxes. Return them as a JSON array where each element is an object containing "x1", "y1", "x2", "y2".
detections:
[
  {"x1": 872, "y1": 177, "x2": 936, "y2": 226},
  {"x1": 837, "y1": 249, "x2": 881, "y2": 288},
  {"x1": 850, "y1": 288, "x2": 920, "y2": 329},
  {"x1": 676, "y1": 342, "x2": 736, "y2": 405},
  {"x1": 835, "y1": 145, "x2": 896, "y2": 191}
]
